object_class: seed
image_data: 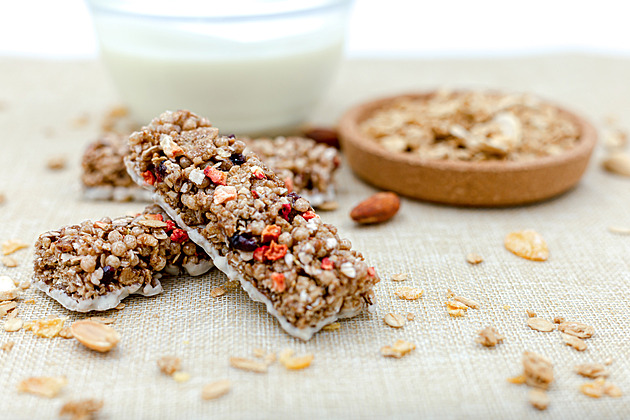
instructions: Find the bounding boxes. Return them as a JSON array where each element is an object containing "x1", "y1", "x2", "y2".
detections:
[
  {"x1": 173, "y1": 372, "x2": 191, "y2": 383},
  {"x1": 453, "y1": 296, "x2": 480, "y2": 309},
  {"x1": 138, "y1": 218, "x2": 168, "y2": 228},
  {"x1": 558, "y1": 321, "x2": 594, "y2": 339},
  {"x1": 526, "y1": 317, "x2": 555, "y2": 332},
  {"x1": 383, "y1": 313, "x2": 406, "y2": 328},
  {"x1": 395, "y1": 287, "x2": 423, "y2": 300},
  {"x1": 18, "y1": 376, "x2": 67, "y2": 398},
  {"x1": 602, "y1": 152, "x2": 630, "y2": 176},
  {"x1": 229, "y1": 357, "x2": 268, "y2": 373},
  {"x1": 202, "y1": 379, "x2": 231, "y2": 400},
  {"x1": 210, "y1": 287, "x2": 225, "y2": 298},
  {"x1": 70, "y1": 320, "x2": 120, "y2": 353},
  {"x1": 466, "y1": 253, "x2": 483, "y2": 264},
  {"x1": 507, "y1": 374, "x2": 526, "y2": 385},
  {"x1": 528, "y1": 389, "x2": 549, "y2": 410},
  {"x1": 504, "y1": 230, "x2": 549, "y2": 261}
]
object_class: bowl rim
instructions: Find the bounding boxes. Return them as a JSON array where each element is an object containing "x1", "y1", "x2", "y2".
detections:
[{"x1": 339, "y1": 91, "x2": 597, "y2": 174}]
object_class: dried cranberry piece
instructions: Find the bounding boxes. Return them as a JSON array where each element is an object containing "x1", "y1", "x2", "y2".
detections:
[
  {"x1": 228, "y1": 232, "x2": 258, "y2": 252},
  {"x1": 227, "y1": 134, "x2": 236, "y2": 139},
  {"x1": 155, "y1": 160, "x2": 167, "y2": 182},
  {"x1": 101, "y1": 265, "x2": 115, "y2": 283},
  {"x1": 287, "y1": 192, "x2": 300, "y2": 202},
  {"x1": 279, "y1": 203, "x2": 292, "y2": 221},
  {"x1": 170, "y1": 228, "x2": 189, "y2": 243},
  {"x1": 229, "y1": 153, "x2": 246, "y2": 166}
]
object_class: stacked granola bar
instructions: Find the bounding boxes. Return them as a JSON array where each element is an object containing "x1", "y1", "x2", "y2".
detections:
[
  {"x1": 125, "y1": 110, "x2": 378, "y2": 340},
  {"x1": 33, "y1": 205, "x2": 213, "y2": 312}
]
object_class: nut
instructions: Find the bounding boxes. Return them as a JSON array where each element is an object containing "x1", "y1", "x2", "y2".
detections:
[
  {"x1": 602, "y1": 152, "x2": 630, "y2": 176},
  {"x1": 350, "y1": 192, "x2": 400, "y2": 224},
  {"x1": 70, "y1": 320, "x2": 120, "y2": 353}
]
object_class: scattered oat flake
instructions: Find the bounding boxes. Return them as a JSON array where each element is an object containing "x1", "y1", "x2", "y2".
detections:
[
  {"x1": 202, "y1": 379, "x2": 231, "y2": 400},
  {"x1": 528, "y1": 388, "x2": 549, "y2": 411},
  {"x1": 562, "y1": 333, "x2": 587, "y2": 351},
  {"x1": 4, "y1": 317, "x2": 23, "y2": 332},
  {"x1": 0, "y1": 275, "x2": 19, "y2": 301},
  {"x1": 580, "y1": 379, "x2": 605, "y2": 398},
  {"x1": 115, "y1": 303, "x2": 125, "y2": 310},
  {"x1": 503, "y1": 305, "x2": 511, "y2": 310},
  {"x1": 322, "y1": 322, "x2": 340, "y2": 331},
  {"x1": 558, "y1": 321, "x2": 594, "y2": 339},
  {"x1": 71, "y1": 320, "x2": 120, "y2": 353},
  {"x1": 608, "y1": 226, "x2": 630, "y2": 235},
  {"x1": 446, "y1": 289, "x2": 455, "y2": 299},
  {"x1": 604, "y1": 357, "x2": 614, "y2": 366},
  {"x1": 278, "y1": 348, "x2": 314, "y2": 370},
  {"x1": 406, "y1": 312, "x2": 415, "y2": 321},
  {"x1": 575, "y1": 363, "x2": 609, "y2": 379},
  {"x1": 466, "y1": 253, "x2": 483, "y2": 264},
  {"x1": 0, "y1": 192, "x2": 5, "y2": 204},
  {"x1": 158, "y1": 356, "x2": 181, "y2": 376},
  {"x1": 527, "y1": 317, "x2": 555, "y2": 332},
  {"x1": 2, "y1": 239, "x2": 28, "y2": 256},
  {"x1": 604, "y1": 382, "x2": 623, "y2": 398},
  {"x1": 229, "y1": 357, "x2": 268, "y2": 373},
  {"x1": 19, "y1": 280, "x2": 30, "y2": 290},
  {"x1": 1, "y1": 256, "x2": 18, "y2": 267},
  {"x1": 24, "y1": 298, "x2": 36, "y2": 304},
  {"x1": 504, "y1": 230, "x2": 549, "y2": 261},
  {"x1": 381, "y1": 339, "x2": 416, "y2": 358},
  {"x1": 0, "y1": 301, "x2": 17, "y2": 316},
  {"x1": 523, "y1": 351, "x2": 553, "y2": 390},
  {"x1": 507, "y1": 374, "x2": 526, "y2": 385},
  {"x1": 383, "y1": 313, "x2": 405, "y2": 328},
  {"x1": 60, "y1": 398, "x2": 104, "y2": 420},
  {"x1": 395, "y1": 286, "x2": 423, "y2": 300},
  {"x1": 526, "y1": 310, "x2": 536, "y2": 318},
  {"x1": 264, "y1": 352, "x2": 276, "y2": 365},
  {"x1": 1, "y1": 341, "x2": 14, "y2": 351},
  {"x1": 173, "y1": 372, "x2": 191, "y2": 383},
  {"x1": 445, "y1": 300, "x2": 468, "y2": 317},
  {"x1": 475, "y1": 326, "x2": 505, "y2": 347},
  {"x1": 453, "y1": 295, "x2": 480, "y2": 309},
  {"x1": 18, "y1": 376, "x2": 67, "y2": 398},
  {"x1": 46, "y1": 155, "x2": 67, "y2": 170},
  {"x1": 253, "y1": 348, "x2": 266, "y2": 358},
  {"x1": 26, "y1": 318, "x2": 66, "y2": 338},
  {"x1": 391, "y1": 273, "x2": 408, "y2": 282},
  {"x1": 210, "y1": 287, "x2": 225, "y2": 298},
  {"x1": 553, "y1": 316, "x2": 564, "y2": 324}
]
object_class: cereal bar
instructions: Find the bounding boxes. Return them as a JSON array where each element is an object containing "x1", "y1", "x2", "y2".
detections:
[
  {"x1": 246, "y1": 136, "x2": 339, "y2": 207},
  {"x1": 125, "y1": 110, "x2": 378, "y2": 340},
  {"x1": 82, "y1": 133, "x2": 340, "y2": 206},
  {"x1": 33, "y1": 205, "x2": 213, "y2": 312},
  {"x1": 81, "y1": 133, "x2": 152, "y2": 202}
]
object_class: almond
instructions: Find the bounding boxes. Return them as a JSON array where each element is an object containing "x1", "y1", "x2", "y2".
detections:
[
  {"x1": 302, "y1": 126, "x2": 340, "y2": 149},
  {"x1": 350, "y1": 192, "x2": 400, "y2": 224},
  {"x1": 70, "y1": 320, "x2": 120, "y2": 353},
  {"x1": 602, "y1": 152, "x2": 630, "y2": 176}
]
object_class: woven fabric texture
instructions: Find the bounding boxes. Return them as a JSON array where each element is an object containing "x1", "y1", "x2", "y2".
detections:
[{"x1": 0, "y1": 55, "x2": 628, "y2": 419}]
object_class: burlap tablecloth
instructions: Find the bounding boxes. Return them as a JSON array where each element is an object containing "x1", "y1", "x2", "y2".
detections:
[{"x1": 0, "y1": 54, "x2": 629, "y2": 419}]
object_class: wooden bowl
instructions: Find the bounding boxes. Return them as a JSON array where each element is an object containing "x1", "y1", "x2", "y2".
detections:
[{"x1": 338, "y1": 93, "x2": 597, "y2": 207}]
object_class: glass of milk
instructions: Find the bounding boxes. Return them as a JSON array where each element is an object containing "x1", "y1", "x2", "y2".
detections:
[{"x1": 86, "y1": 0, "x2": 353, "y2": 135}]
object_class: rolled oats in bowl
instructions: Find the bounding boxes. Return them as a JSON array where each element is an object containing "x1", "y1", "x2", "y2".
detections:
[{"x1": 359, "y1": 90, "x2": 581, "y2": 162}]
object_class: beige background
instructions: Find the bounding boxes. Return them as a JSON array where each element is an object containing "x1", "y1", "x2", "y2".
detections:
[{"x1": 0, "y1": 55, "x2": 629, "y2": 419}]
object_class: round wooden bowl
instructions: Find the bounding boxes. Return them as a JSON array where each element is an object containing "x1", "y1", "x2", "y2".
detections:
[{"x1": 338, "y1": 93, "x2": 597, "y2": 207}]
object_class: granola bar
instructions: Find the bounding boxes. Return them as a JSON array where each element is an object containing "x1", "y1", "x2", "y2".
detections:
[
  {"x1": 33, "y1": 205, "x2": 213, "y2": 312},
  {"x1": 81, "y1": 133, "x2": 153, "y2": 202},
  {"x1": 125, "y1": 110, "x2": 378, "y2": 340},
  {"x1": 82, "y1": 133, "x2": 340, "y2": 206},
  {"x1": 245, "y1": 136, "x2": 340, "y2": 207}
]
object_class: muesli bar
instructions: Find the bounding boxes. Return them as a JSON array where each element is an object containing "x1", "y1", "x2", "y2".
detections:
[
  {"x1": 125, "y1": 110, "x2": 378, "y2": 340},
  {"x1": 246, "y1": 136, "x2": 339, "y2": 207},
  {"x1": 81, "y1": 133, "x2": 152, "y2": 202},
  {"x1": 33, "y1": 205, "x2": 213, "y2": 312},
  {"x1": 82, "y1": 133, "x2": 340, "y2": 206}
]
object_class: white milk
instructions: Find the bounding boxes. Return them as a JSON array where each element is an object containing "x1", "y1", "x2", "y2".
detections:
[{"x1": 92, "y1": 8, "x2": 348, "y2": 134}]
